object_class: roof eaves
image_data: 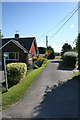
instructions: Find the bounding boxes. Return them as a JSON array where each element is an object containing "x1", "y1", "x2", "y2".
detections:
[{"x1": 0, "y1": 39, "x2": 28, "y2": 53}]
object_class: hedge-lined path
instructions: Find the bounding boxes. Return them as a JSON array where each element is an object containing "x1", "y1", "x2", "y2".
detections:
[{"x1": 2, "y1": 60, "x2": 78, "y2": 118}]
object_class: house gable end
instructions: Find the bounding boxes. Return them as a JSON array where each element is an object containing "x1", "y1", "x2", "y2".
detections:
[
  {"x1": 30, "y1": 41, "x2": 36, "y2": 54},
  {"x1": 0, "y1": 40, "x2": 28, "y2": 53}
]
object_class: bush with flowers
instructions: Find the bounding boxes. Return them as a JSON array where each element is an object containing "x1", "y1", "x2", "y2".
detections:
[{"x1": 32, "y1": 56, "x2": 47, "y2": 69}]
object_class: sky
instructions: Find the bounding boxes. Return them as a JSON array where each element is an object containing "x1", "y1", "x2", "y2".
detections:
[{"x1": 2, "y1": 2, "x2": 78, "y2": 52}]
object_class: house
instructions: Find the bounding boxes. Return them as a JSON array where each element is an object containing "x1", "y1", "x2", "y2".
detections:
[{"x1": 0, "y1": 34, "x2": 39, "y2": 69}]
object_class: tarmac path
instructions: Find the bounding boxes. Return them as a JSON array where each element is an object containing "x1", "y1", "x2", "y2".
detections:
[{"x1": 2, "y1": 60, "x2": 78, "y2": 118}]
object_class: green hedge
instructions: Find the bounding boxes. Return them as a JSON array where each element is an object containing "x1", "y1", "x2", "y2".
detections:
[
  {"x1": 78, "y1": 33, "x2": 80, "y2": 70},
  {"x1": 7, "y1": 63, "x2": 27, "y2": 86},
  {"x1": 62, "y1": 52, "x2": 77, "y2": 68}
]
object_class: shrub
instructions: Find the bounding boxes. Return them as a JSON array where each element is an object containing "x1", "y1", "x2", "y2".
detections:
[
  {"x1": 37, "y1": 58, "x2": 44, "y2": 67},
  {"x1": 32, "y1": 56, "x2": 37, "y2": 62},
  {"x1": 62, "y1": 52, "x2": 77, "y2": 68},
  {"x1": 7, "y1": 63, "x2": 27, "y2": 86},
  {"x1": 47, "y1": 52, "x2": 55, "y2": 59},
  {"x1": 77, "y1": 33, "x2": 80, "y2": 70},
  {"x1": 33, "y1": 56, "x2": 47, "y2": 69},
  {"x1": 2, "y1": 86, "x2": 6, "y2": 93}
]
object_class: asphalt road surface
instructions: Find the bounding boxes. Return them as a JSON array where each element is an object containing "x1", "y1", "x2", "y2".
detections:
[{"x1": 2, "y1": 60, "x2": 78, "y2": 118}]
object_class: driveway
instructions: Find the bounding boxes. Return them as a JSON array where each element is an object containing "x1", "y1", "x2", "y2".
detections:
[{"x1": 2, "y1": 60, "x2": 78, "y2": 118}]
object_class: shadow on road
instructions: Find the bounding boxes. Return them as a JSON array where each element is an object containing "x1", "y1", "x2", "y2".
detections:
[
  {"x1": 51, "y1": 60, "x2": 75, "y2": 71},
  {"x1": 33, "y1": 77, "x2": 78, "y2": 118}
]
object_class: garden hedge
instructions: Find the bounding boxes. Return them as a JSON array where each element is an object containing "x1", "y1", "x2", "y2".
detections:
[
  {"x1": 7, "y1": 63, "x2": 27, "y2": 86},
  {"x1": 78, "y1": 33, "x2": 80, "y2": 70},
  {"x1": 62, "y1": 52, "x2": 77, "y2": 68}
]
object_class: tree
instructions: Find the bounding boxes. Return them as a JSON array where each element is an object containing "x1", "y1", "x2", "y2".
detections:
[
  {"x1": 61, "y1": 43, "x2": 72, "y2": 56},
  {"x1": 38, "y1": 47, "x2": 46, "y2": 54},
  {"x1": 47, "y1": 46, "x2": 54, "y2": 52},
  {"x1": 77, "y1": 33, "x2": 80, "y2": 71},
  {"x1": 46, "y1": 46, "x2": 55, "y2": 59},
  {"x1": 46, "y1": 46, "x2": 54, "y2": 55},
  {"x1": 72, "y1": 38, "x2": 78, "y2": 52},
  {"x1": 75, "y1": 40, "x2": 78, "y2": 52}
]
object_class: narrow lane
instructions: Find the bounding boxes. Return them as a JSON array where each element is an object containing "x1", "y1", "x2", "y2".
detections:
[{"x1": 2, "y1": 60, "x2": 78, "y2": 118}]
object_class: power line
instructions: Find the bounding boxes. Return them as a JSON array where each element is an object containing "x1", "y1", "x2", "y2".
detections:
[
  {"x1": 49, "y1": 5, "x2": 80, "y2": 40},
  {"x1": 37, "y1": 5, "x2": 79, "y2": 47},
  {"x1": 37, "y1": 5, "x2": 78, "y2": 39},
  {"x1": 45, "y1": 5, "x2": 78, "y2": 35}
]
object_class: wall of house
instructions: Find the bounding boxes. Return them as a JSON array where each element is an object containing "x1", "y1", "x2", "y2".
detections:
[
  {"x1": 28, "y1": 42, "x2": 37, "y2": 65},
  {"x1": 2, "y1": 42, "x2": 28, "y2": 68},
  {"x1": 30, "y1": 42, "x2": 36, "y2": 54}
]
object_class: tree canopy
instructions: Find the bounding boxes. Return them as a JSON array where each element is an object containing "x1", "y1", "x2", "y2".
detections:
[
  {"x1": 46, "y1": 46, "x2": 55, "y2": 59},
  {"x1": 38, "y1": 47, "x2": 46, "y2": 54},
  {"x1": 77, "y1": 33, "x2": 80, "y2": 71},
  {"x1": 61, "y1": 43, "x2": 72, "y2": 56}
]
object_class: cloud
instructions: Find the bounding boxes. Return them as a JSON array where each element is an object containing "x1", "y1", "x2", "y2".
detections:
[{"x1": 70, "y1": 24, "x2": 74, "y2": 28}]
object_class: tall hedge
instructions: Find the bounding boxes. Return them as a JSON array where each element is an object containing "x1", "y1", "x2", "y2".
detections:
[
  {"x1": 78, "y1": 33, "x2": 80, "y2": 70},
  {"x1": 7, "y1": 63, "x2": 27, "y2": 86},
  {"x1": 62, "y1": 52, "x2": 77, "y2": 68}
]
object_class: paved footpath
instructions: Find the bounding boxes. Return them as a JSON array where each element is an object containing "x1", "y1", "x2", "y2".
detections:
[{"x1": 2, "y1": 60, "x2": 78, "y2": 118}]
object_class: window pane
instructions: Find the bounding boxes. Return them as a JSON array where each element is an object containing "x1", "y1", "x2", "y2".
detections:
[
  {"x1": 16, "y1": 53, "x2": 18, "y2": 59},
  {"x1": 9, "y1": 53, "x2": 15, "y2": 59}
]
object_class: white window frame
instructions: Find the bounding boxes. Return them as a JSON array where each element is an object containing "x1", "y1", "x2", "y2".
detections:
[{"x1": 4, "y1": 52, "x2": 19, "y2": 61}]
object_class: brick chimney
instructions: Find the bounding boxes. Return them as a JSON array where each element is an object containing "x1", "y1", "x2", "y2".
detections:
[{"x1": 14, "y1": 34, "x2": 19, "y2": 38}]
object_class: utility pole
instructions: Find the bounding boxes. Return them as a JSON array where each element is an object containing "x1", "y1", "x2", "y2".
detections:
[
  {"x1": 46, "y1": 36, "x2": 48, "y2": 48},
  {"x1": 0, "y1": 29, "x2": 4, "y2": 39}
]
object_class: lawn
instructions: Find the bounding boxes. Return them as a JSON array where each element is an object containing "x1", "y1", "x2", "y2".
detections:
[
  {"x1": 1, "y1": 60, "x2": 50, "y2": 110},
  {"x1": 55, "y1": 56, "x2": 61, "y2": 59}
]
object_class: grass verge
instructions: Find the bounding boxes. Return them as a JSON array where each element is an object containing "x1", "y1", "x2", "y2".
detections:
[
  {"x1": 2, "y1": 60, "x2": 50, "y2": 110},
  {"x1": 72, "y1": 71, "x2": 79, "y2": 80}
]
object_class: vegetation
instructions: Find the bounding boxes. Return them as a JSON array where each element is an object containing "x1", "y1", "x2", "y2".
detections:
[
  {"x1": 62, "y1": 52, "x2": 77, "y2": 68},
  {"x1": 38, "y1": 47, "x2": 46, "y2": 54},
  {"x1": 2, "y1": 60, "x2": 50, "y2": 109},
  {"x1": 46, "y1": 46, "x2": 55, "y2": 59},
  {"x1": 72, "y1": 71, "x2": 79, "y2": 78},
  {"x1": 72, "y1": 71, "x2": 79, "y2": 80},
  {"x1": 47, "y1": 52, "x2": 55, "y2": 59},
  {"x1": 33, "y1": 56, "x2": 47, "y2": 69},
  {"x1": 72, "y1": 34, "x2": 80, "y2": 71},
  {"x1": 61, "y1": 43, "x2": 72, "y2": 57},
  {"x1": 72, "y1": 39, "x2": 78, "y2": 53},
  {"x1": 7, "y1": 63, "x2": 27, "y2": 86},
  {"x1": 32, "y1": 56, "x2": 37, "y2": 62},
  {"x1": 55, "y1": 52, "x2": 61, "y2": 56},
  {"x1": 77, "y1": 33, "x2": 80, "y2": 71}
]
